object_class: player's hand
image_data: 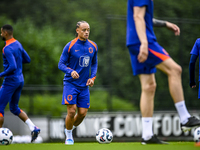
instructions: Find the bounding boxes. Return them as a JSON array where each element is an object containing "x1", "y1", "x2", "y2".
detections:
[
  {"x1": 86, "y1": 79, "x2": 94, "y2": 87},
  {"x1": 138, "y1": 43, "x2": 148, "y2": 63},
  {"x1": 191, "y1": 85, "x2": 196, "y2": 88},
  {"x1": 166, "y1": 21, "x2": 180, "y2": 36},
  {"x1": 190, "y1": 81, "x2": 196, "y2": 88},
  {"x1": 71, "y1": 71, "x2": 79, "y2": 79}
]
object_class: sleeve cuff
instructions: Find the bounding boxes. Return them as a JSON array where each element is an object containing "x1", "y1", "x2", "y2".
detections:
[{"x1": 91, "y1": 76, "x2": 96, "y2": 81}]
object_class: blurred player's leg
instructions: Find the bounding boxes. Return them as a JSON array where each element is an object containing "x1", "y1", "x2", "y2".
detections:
[
  {"x1": 10, "y1": 82, "x2": 40, "y2": 142},
  {"x1": 139, "y1": 74, "x2": 155, "y2": 140},
  {"x1": 64, "y1": 129, "x2": 74, "y2": 145},
  {"x1": 157, "y1": 58, "x2": 200, "y2": 131},
  {"x1": 65, "y1": 104, "x2": 76, "y2": 145},
  {"x1": 0, "y1": 83, "x2": 16, "y2": 127},
  {"x1": 31, "y1": 126, "x2": 41, "y2": 142},
  {"x1": 73, "y1": 107, "x2": 88, "y2": 127},
  {"x1": 139, "y1": 74, "x2": 167, "y2": 144}
]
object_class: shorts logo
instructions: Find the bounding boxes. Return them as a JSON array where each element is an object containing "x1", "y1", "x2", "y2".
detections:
[
  {"x1": 64, "y1": 97, "x2": 69, "y2": 104},
  {"x1": 67, "y1": 95, "x2": 73, "y2": 101},
  {"x1": 88, "y1": 47, "x2": 93, "y2": 53},
  {"x1": 79, "y1": 55, "x2": 90, "y2": 67}
]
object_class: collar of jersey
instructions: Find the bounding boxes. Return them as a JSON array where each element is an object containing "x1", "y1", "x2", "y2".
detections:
[
  {"x1": 77, "y1": 38, "x2": 88, "y2": 44},
  {"x1": 5, "y1": 38, "x2": 16, "y2": 46}
]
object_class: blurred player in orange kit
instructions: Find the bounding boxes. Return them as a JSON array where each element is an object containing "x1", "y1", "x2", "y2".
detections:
[{"x1": 0, "y1": 24, "x2": 40, "y2": 142}]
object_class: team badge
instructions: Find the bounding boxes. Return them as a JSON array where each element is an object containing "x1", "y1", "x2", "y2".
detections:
[{"x1": 89, "y1": 47, "x2": 93, "y2": 53}]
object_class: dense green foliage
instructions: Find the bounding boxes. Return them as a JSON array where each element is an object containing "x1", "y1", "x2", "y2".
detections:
[
  {"x1": 10, "y1": 91, "x2": 136, "y2": 116},
  {"x1": 0, "y1": 0, "x2": 200, "y2": 112}
]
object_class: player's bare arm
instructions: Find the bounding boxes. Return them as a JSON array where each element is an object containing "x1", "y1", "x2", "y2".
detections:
[
  {"x1": 153, "y1": 18, "x2": 180, "y2": 36},
  {"x1": 166, "y1": 21, "x2": 180, "y2": 36},
  {"x1": 134, "y1": 6, "x2": 148, "y2": 63}
]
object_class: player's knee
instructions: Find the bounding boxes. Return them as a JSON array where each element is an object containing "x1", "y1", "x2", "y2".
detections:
[
  {"x1": 77, "y1": 108, "x2": 88, "y2": 118},
  {"x1": 143, "y1": 82, "x2": 156, "y2": 93},
  {"x1": 175, "y1": 65, "x2": 182, "y2": 76},
  {"x1": 169, "y1": 64, "x2": 182, "y2": 77},
  {"x1": 78, "y1": 112, "x2": 87, "y2": 119},
  {"x1": 67, "y1": 105, "x2": 76, "y2": 118},
  {"x1": 9, "y1": 106, "x2": 20, "y2": 116},
  {"x1": 149, "y1": 82, "x2": 156, "y2": 93},
  {"x1": 68, "y1": 110, "x2": 76, "y2": 118}
]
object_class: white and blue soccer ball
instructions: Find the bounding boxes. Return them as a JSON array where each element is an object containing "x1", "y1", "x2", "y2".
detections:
[
  {"x1": 0, "y1": 128, "x2": 13, "y2": 145},
  {"x1": 96, "y1": 128, "x2": 113, "y2": 144},
  {"x1": 194, "y1": 127, "x2": 200, "y2": 143}
]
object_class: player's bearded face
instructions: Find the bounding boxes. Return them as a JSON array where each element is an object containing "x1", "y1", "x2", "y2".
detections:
[
  {"x1": 77, "y1": 23, "x2": 90, "y2": 41},
  {"x1": 2, "y1": 36, "x2": 6, "y2": 41}
]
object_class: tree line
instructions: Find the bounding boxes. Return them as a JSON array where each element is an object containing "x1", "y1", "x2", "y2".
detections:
[{"x1": 0, "y1": 0, "x2": 200, "y2": 110}]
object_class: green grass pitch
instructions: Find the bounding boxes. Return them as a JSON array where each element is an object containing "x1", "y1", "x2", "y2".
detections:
[{"x1": 0, "y1": 142, "x2": 199, "y2": 150}]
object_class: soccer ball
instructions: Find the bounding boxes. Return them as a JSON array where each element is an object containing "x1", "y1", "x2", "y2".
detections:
[
  {"x1": 0, "y1": 128, "x2": 13, "y2": 145},
  {"x1": 194, "y1": 127, "x2": 200, "y2": 142},
  {"x1": 96, "y1": 128, "x2": 113, "y2": 144}
]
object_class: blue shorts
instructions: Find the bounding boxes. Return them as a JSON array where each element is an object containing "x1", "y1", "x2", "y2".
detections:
[
  {"x1": 128, "y1": 42, "x2": 170, "y2": 76},
  {"x1": 0, "y1": 79, "x2": 23, "y2": 116},
  {"x1": 62, "y1": 82, "x2": 90, "y2": 108}
]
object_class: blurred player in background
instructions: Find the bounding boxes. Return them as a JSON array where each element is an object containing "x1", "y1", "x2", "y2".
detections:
[
  {"x1": 0, "y1": 24, "x2": 40, "y2": 142},
  {"x1": 58, "y1": 21, "x2": 98, "y2": 145},
  {"x1": 189, "y1": 39, "x2": 200, "y2": 94},
  {"x1": 126, "y1": 0, "x2": 200, "y2": 144}
]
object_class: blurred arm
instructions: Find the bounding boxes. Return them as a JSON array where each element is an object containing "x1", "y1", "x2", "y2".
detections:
[
  {"x1": 22, "y1": 48, "x2": 31, "y2": 63},
  {"x1": 86, "y1": 48, "x2": 98, "y2": 87},
  {"x1": 153, "y1": 18, "x2": 167, "y2": 27},
  {"x1": 58, "y1": 47, "x2": 73, "y2": 75},
  {"x1": 0, "y1": 48, "x2": 17, "y2": 77},
  {"x1": 189, "y1": 54, "x2": 198, "y2": 88},
  {"x1": 133, "y1": 6, "x2": 148, "y2": 63},
  {"x1": 153, "y1": 18, "x2": 180, "y2": 36}
]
